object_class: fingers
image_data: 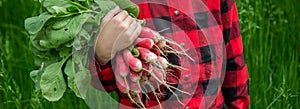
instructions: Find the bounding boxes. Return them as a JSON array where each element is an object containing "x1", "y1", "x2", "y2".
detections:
[
  {"x1": 120, "y1": 16, "x2": 135, "y2": 30},
  {"x1": 102, "y1": 6, "x2": 120, "y2": 24},
  {"x1": 112, "y1": 10, "x2": 129, "y2": 24},
  {"x1": 125, "y1": 20, "x2": 141, "y2": 40},
  {"x1": 132, "y1": 23, "x2": 142, "y2": 39}
]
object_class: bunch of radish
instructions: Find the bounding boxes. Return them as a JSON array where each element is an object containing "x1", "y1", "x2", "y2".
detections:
[{"x1": 112, "y1": 26, "x2": 193, "y2": 109}]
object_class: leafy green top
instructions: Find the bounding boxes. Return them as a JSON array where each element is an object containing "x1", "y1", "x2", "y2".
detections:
[{"x1": 25, "y1": 0, "x2": 116, "y2": 101}]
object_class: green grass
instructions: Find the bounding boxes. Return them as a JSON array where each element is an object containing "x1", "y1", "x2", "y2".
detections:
[
  {"x1": 0, "y1": 0, "x2": 299, "y2": 109},
  {"x1": 236, "y1": 0, "x2": 299, "y2": 108}
]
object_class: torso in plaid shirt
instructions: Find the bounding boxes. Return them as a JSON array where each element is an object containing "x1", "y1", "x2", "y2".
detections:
[{"x1": 89, "y1": 0, "x2": 250, "y2": 108}]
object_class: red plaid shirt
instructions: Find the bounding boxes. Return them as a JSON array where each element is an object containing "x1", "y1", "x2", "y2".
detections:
[{"x1": 89, "y1": 0, "x2": 249, "y2": 108}]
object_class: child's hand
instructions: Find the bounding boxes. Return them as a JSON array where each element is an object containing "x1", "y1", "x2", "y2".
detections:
[{"x1": 95, "y1": 6, "x2": 142, "y2": 63}]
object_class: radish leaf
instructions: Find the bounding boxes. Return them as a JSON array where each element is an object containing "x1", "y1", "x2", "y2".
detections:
[
  {"x1": 52, "y1": 17, "x2": 71, "y2": 30},
  {"x1": 64, "y1": 59, "x2": 83, "y2": 98},
  {"x1": 40, "y1": 61, "x2": 66, "y2": 101},
  {"x1": 39, "y1": 14, "x2": 91, "y2": 48},
  {"x1": 43, "y1": 0, "x2": 79, "y2": 15},
  {"x1": 25, "y1": 12, "x2": 53, "y2": 34},
  {"x1": 75, "y1": 67, "x2": 91, "y2": 99}
]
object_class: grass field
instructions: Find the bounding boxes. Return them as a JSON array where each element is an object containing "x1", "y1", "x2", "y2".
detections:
[{"x1": 0, "y1": 0, "x2": 299, "y2": 108}]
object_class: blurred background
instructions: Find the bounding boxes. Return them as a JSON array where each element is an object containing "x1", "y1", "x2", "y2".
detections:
[{"x1": 0, "y1": 0, "x2": 299, "y2": 108}]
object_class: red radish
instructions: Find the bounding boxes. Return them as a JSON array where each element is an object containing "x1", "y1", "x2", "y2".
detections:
[
  {"x1": 134, "y1": 38, "x2": 155, "y2": 49},
  {"x1": 148, "y1": 66, "x2": 186, "y2": 105},
  {"x1": 148, "y1": 70, "x2": 161, "y2": 91},
  {"x1": 115, "y1": 53, "x2": 130, "y2": 77},
  {"x1": 136, "y1": 47, "x2": 157, "y2": 63},
  {"x1": 139, "y1": 27, "x2": 195, "y2": 62},
  {"x1": 130, "y1": 81, "x2": 141, "y2": 93},
  {"x1": 130, "y1": 70, "x2": 141, "y2": 82},
  {"x1": 151, "y1": 46, "x2": 167, "y2": 57},
  {"x1": 140, "y1": 62, "x2": 151, "y2": 82},
  {"x1": 112, "y1": 26, "x2": 195, "y2": 109},
  {"x1": 145, "y1": 65, "x2": 190, "y2": 96},
  {"x1": 114, "y1": 72, "x2": 129, "y2": 93},
  {"x1": 123, "y1": 49, "x2": 143, "y2": 72},
  {"x1": 156, "y1": 40, "x2": 167, "y2": 49},
  {"x1": 157, "y1": 56, "x2": 169, "y2": 69},
  {"x1": 150, "y1": 48, "x2": 160, "y2": 56},
  {"x1": 153, "y1": 67, "x2": 164, "y2": 81},
  {"x1": 139, "y1": 27, "x2": 157, "y2": 42},
  {"x1": 129, "y1": 69, "x2": 150, "y2": 99},
  {"x1": 114, "y1": 53, "x2": 139, "y2": 105}
]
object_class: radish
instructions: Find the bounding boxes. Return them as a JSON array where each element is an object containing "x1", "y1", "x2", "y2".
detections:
[
  {"x1": 139, "y1": 27, "x2": 195, "y2": 62},
  {"x1": 134, "y1": 38, "x2": 155, "y2": 49},
  {"x1": 130, "y1": 70, "x2": 141, "y2": 82},
  {"x1": 114, "y1": 53, "x2": 138, "y2": 105},
  {"x1": 113, "y1": 25, "x2": 193, "y2": 109},
  {"x1": 156, "y1": 40, "x2": 167, "y2": 49},
  {"x1": 152, "y1": 67, "x2": 164, "y2": 82},
  {"x1": 136, "y1": 47, "x2": 157, "y2": 63},
  {"x1": 130, "y1": 69, "x2": 150, "y2": 99},
  {"x1": 139, "y1": 27, "x2": 160, "y2": 43},
  {"x1": 143, "y1": 66, "x2": 191, "y2": 97},
  {"x1": 157, "y1": 56, "x2": 169, "y2": 69},
  {"x1": 148, "y1": 72, "x2": 163, "y2": 96},
  {"x1": 150, "y1": 48, "x2": 161, "y2": 56},
  {"x1": 150, "y1": 66, "x2": 186, "y2": 105},
  {"x1": 123, "y1": 49, "x2": 143, "y2": 72},
  {"x1": 114, "y1": 71, "x2": 129, "y2": 94},
  {"x1": 115, "y1": 53, "x2": 130, "y2": 77},
  {"x1": 157, "y1": 56, "x2": 188, "y2": 70}
]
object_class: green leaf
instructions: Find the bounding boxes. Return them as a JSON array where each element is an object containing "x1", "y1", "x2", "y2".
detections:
[
  {"x1": 30, "y1": 70, "x2": 39, "y2": 81},
  {"x1": 64, "y1": 40, "x2": 74, "y2": 48},
  {"x1": 31, "y1": 47, "x2": 60, "y2": 67},
  {"x1": 52, "y1": 17, "x2": 72, "y2": 30},
  {"x1": 43, "y1": 0, "x2": 78, "y2": 15},
  {"x1": 64, "y1": 59, "x2": 82, "y2": 98},
  {"x1": 93, "y1": 0, "x2": 116, "y2": 25},
  {"x1": 73, "y1": 29, "x2": 91, "y2": 50},
  {"x1": 74, "y1": 67, "x2": 91, "y2": 99},
  {"x1": 40, "y1": 61, "x2": 66, "y2": 101},
  {"x1": 112, "y1": 0, "x2": 135, "y2": 10},
  {"x1": 30, "y1": 70, "x2": 40, "y2": 84},
  {"x1": 71, "y1": 50, "x2": 91, "y2": 99},
  {"x1": 93, "y1": 11, "x2": 105, "y2": 25},
  {"x1": 57, "y1": 46, "x2": 71, "y2": 58},
  {"x1": 39, "y1": 14, "x2": 92, "y2": 48},
  {"x1": 113, "y1": 0, "x2": 139, "y2": 18},
  {"x1": 30, "y1": 68, "x2": 44, "y2": 90},
  {"x1": 94, "y1": 0, "x2": 116, "y2": 13},
  {"x1": 30, "y1": 31, "x2": 49, "y2": 51},
  {"x1": 25, "y1": 12, "x2": 54, "y2": 34}
]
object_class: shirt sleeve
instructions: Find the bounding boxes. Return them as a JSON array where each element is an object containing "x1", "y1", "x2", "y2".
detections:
[
  {"x1": 221, "y1": 0, "x2": 250, "y2": 108},
  {"x1": 88, "y1": 49, "x2": 117, "y2": 92}
]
